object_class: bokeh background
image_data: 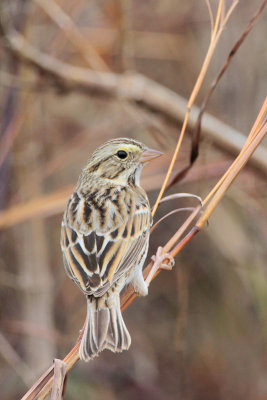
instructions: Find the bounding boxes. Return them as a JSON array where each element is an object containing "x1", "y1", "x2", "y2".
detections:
[{"x1": 0, "y1": 1, "x2": 266, "y2": 399}]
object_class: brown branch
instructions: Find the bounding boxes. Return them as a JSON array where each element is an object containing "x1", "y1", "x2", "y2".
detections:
[
  {"x1": 20, "y1": 97, "x2": 267, "y2": 400},
  {"x1": 1, "y1": 28, "x2": 267, "y2": 173}
]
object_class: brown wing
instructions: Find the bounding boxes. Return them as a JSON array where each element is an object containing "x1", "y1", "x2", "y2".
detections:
[{"x1": 61, "y1": 187, "x2": 151, "y2": 297}]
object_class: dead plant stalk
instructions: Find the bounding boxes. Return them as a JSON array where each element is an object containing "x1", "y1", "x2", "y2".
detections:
[
  {"x1": 152, "y1": 0, "x2": 238, "y2": 216},
  {"x1": 21, "y1": 97, "x2": 267, "y2": 400}
]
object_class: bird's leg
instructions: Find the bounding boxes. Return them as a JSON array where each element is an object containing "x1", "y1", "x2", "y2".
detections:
[
  {"x1": 132, "y1": 268, "x2": 148, "y2": 297},
  {"x1": 131, "y1": 260, "x2": 149, "y2": 297},
  {"x1": 145, "y1": 246, "x2": 175, "y2": 286}
]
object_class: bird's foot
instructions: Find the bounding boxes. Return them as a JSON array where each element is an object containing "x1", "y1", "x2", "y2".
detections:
[{"x1": 145, "y1": 246, "x2": 175, "y2": 286}]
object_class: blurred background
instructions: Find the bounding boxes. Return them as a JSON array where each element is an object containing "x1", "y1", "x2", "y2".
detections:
[{"x1": 0, "y1": 0, "x2": 266, "y2": 399}]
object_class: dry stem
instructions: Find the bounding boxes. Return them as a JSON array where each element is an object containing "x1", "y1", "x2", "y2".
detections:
[
  {"x1": 20, "y1": 95, "x2": 267, "y2": 400},
  {"x1": 151, "y1": 0, "x2": 238, "y2": 217}
]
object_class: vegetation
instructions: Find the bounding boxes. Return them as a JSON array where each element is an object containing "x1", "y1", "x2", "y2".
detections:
[{"x1": 0, "y1": 1, "x2": 266, "y2": 399}]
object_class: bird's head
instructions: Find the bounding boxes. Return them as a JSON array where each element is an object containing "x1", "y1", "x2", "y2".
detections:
[{"x1": 83, "y1": 138, "x2": 162, "y2": 186}]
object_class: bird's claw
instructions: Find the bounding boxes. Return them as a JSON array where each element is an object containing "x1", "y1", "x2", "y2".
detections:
[
  {"x1": 145, "y1": 246, "x2": 175, "y2": 286},
  {"x1": 151, "y1": 246, "x2": 175, "y2": 270}
]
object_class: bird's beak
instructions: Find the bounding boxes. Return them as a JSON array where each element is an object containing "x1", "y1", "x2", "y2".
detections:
[{"x1": 140, "y1": 146, "x2": 163, "y2": 163}]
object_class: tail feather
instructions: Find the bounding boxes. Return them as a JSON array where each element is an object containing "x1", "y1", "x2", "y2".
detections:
[
  {"x1": 79, "y1": 295, "x2": 131, "y2": 361},
  {"x1": 105, "y1": 305, "x2": 131, "y2": 351}
]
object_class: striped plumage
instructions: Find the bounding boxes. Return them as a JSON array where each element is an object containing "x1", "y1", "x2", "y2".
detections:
[{"x1": 61, "y1": 138, "x2": 162, "y2": 360}]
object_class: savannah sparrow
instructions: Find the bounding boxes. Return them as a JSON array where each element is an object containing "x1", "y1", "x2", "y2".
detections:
[{"x1": 61, "y1": 138, "x2": 163, "y2": 361}]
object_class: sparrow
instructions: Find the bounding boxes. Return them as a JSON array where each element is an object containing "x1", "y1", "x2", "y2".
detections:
[{"x1": 61, "y1": 138, "x2": 162, "y2": 360}]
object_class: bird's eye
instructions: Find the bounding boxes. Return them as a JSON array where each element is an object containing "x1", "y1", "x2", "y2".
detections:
[{"x1": 116, "y1": 150, "x2": 128, "y2": 160}]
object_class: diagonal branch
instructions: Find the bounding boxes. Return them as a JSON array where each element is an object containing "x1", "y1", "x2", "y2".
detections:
[
  {"x1": 32, "y1": 0, "x2": 108, "y2": 71},
  {"x1": 20, "y1": 97, "x2": 267, "y2": 400},
  {"x1": 1, "y1": 28, "x2": 267, "y2": 174}
]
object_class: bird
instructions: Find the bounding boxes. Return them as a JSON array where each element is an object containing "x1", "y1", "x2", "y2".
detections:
[{"x1": 61, "y1": 137, "x2": 163, "y2": 361}]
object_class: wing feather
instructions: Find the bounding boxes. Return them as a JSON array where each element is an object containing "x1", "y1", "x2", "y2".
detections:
[{"x1": 61, "y1": 186, "x2": 151, "y2": 297}]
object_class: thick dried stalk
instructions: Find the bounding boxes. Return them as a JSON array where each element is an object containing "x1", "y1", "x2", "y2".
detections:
[
  {"x1": 1, "y1": 27, "x2": 267, "y2": 174},
  {"x1": 20, "y1": 97, "x2": 266, "y2": 400}
]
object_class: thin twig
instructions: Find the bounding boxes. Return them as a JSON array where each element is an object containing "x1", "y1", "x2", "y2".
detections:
[
  {"x1": 0, "y1": 331, "x2": 32, "y2": 386},
  {"x1": 205, "y1": 0, "x2": 214, "y2": 35},
  {"x1": 159, "y1": 193, "x2": 203, "y2": 205},
  {"x1": 171, "y1": 0, "x2": 266, "y2": 186},
  {"x1": 0, "y1": 111, "x2": 26, "y2": 169},
  {"x1": 199, "y1": 119, "x2": 267, "y2": 225},
  {"x1": 150, "y1": 207, "x2": 197, "y2": 233},
  {"x1": 33, "y1": 0, "x2": 108, "y2": 71},
  {"x1": 193, "y1": 0, "x2": 267, "y2": 163},
  {"x1": 151, "y1": 0, "x2": 238, "y2": 217},
  {"x1": 203, "y1": 98, "x2": 267, "y2": 207},
  {"x1": 50, "y1": 359, "x2": 67, "y2": 400}
]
